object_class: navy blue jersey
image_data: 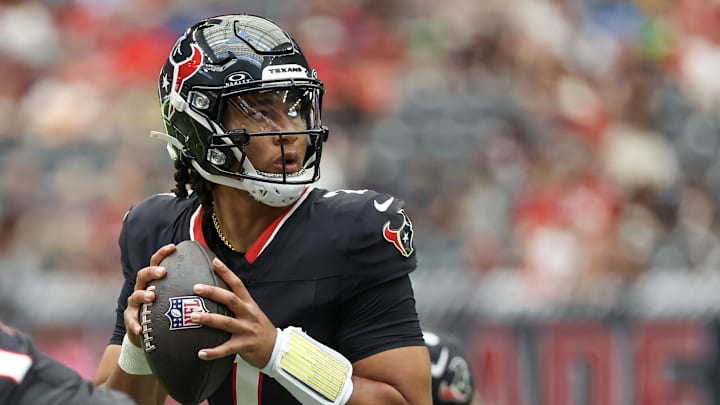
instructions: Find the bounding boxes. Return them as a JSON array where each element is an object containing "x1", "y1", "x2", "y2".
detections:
[
  {"x1": 0, "y1": 322, "x2": 134, "y2": 405},
  {"x1": 110, "y1": 187, "x2": 424, "y2": 404}
]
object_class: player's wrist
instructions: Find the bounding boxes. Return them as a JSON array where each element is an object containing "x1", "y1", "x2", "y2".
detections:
[
  {"x1": 261, "y1": 327, "x2": 284, "y2": 370},
  {"x1": 118, "y1": 333, "x2": 152, "y2": 375},
  {"x1": 261, "y1": 326, "x2": 353, "y2": 405}
]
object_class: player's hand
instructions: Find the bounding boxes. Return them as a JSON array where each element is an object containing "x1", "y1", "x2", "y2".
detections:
[
  {"x1": 123, "y1": 244, "x2": 174, "y2": 347},
  {"x1": 189, "y1": 257, "x2": 278, "y2": 369}
]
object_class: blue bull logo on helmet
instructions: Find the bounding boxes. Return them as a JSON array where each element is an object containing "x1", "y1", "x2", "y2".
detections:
[{"x1": 165, "y1": 296, "x2": 209, "y2": 330}]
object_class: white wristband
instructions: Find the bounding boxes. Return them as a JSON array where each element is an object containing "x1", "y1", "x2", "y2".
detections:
[
  {"x1": 117, "y1": 334, "x2": 152, "y2": 375},
  {"x1": 261, "y1": 327, "x2": 353, "y2": 405}
]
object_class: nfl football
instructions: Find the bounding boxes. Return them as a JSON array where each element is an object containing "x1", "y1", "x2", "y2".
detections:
[{"x1": 140, "y1": 240, "x2": 234, "y2": 405}]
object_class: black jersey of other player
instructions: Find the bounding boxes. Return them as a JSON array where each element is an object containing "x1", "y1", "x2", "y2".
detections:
[
  {"x1": 0, "y1": 322, "x2": 134, "y2": 405},
  {"x1": 111, "y1": 187, "x2": 423, "y2": 404}
]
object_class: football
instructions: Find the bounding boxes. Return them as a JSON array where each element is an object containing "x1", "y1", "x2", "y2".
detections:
[{"x1": 140, "y1": 240, "x2": 234, "y2": 405}]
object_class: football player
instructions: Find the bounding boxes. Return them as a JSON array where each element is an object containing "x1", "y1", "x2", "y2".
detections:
[
  {"x1": 0, "y1": 321, "x2": 134, "y2": 405},
  {"x1": 423, "y1": 330, "x2": 483, "y2": 405},
  {"x1": 93, "y1": 14, "x2": 431, "y2": 405}
]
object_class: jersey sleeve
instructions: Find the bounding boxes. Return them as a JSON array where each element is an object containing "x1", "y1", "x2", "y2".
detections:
[
  {"x1": 109, "y1": 211, "x2": 139, "y2": 346},
  {"x1": 338, "y1": 192, "x2": 418, "y2": 296},
  {"x1": 336, "y1": 275, "x2": 425, "y2": 362},
  {"x1": 110, "y1": 194, "x2": 192, "y2": 345},
  {"x1": 322, "y1": 190, "x2": 423, "y2": 361}
]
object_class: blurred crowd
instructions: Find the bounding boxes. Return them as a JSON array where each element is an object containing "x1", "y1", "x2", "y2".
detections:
[{"x1": 2, "y1": 0, "x2": 720, "y2": 356}]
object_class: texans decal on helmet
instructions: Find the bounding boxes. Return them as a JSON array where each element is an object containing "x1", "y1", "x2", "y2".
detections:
[
  {"x1": 262, "y1": 64, "x2": 308, "y2": 80},
  {"x1": 383, "y1": 209, "x2": 414, "y2": 257},
  {"x1": 158, "y1": 31, "x2": 203, "y2": 104},
  {"x1": 165, "y1": 296, "x2": 209, "y2": 330},
  {"x1": 172, "y1": 43, "x2": 203, "y2": 93}
]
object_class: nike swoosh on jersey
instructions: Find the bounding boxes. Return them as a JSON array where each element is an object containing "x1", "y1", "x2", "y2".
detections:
[{"x1": 373, "y1": 197, "x2": 394, "y2": 212}]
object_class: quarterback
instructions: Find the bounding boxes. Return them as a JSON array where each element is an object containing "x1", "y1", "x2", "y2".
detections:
[{"x1": 93, "y1": 14, "x2": 431, "y2": 405}]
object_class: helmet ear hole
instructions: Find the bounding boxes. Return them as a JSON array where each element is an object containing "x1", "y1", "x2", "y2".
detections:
[{"x1": 207, "y1": 148, "x2": 233, "y2": 170}]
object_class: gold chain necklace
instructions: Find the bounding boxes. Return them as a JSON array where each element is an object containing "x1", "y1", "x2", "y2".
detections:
[{"x1": 211, "y1": 206, "x2": 238, "y2": 252}]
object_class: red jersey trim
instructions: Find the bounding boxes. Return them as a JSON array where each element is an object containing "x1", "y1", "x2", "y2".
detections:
[
  {"x1": 189, "y1": 205, "x2": 208, "y2": 248},
  {"x1": 232, "y1": 361, "x2": 238, "y2": 405},
  {"x1": 245, "y1": 186, "x2": 313, "y2": 264},
  {"x1": 257, "y1": 373, "x2": 264, "y2": 404},
  {"x1": 189, "y1": 187, "x2": 313, "y2": 262}
]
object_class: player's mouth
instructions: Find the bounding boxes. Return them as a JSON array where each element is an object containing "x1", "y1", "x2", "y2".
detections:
[{"x1": 272, "y1": 152, "x2": 299, "y2": 173}]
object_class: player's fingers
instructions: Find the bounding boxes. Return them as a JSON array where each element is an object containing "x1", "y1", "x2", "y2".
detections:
[
  {"x1": 193, "y1": 282, "x2": 250, "y2": 315},
  {"x1": 193, "y1": 318, "x2": 275, "y2": 368},
  {"x1": 196, "y1": 341, "x2": 237, "y2": 361},
  {"x1": 211, "y1": 258, "x2": 252, "y2": 301},
  {"x1": 125, "y1": 289, "x2": 155, "y2": 335},
  {"x1": 124, "y1": 317, "x2": 143, "y2": 339},
  {"x1": 127, "y1": 288, "x2": 156, "y2": 308},
  {"x1": 134, "y1": 265, "x2": 166, "y2": 291},
  {"x1": 149, "y1": 243, "x2": 176, "y2": 266},
  {"x1": 189, "y1": 311, "x2": 235, "y2": 332}
]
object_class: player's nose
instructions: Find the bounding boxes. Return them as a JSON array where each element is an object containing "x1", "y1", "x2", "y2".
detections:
[{"x1": 273, "y1": 133, "x2": 300, "y2": 145}]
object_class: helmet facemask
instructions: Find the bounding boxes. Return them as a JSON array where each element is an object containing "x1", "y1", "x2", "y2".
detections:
[{"x1": 199, "y1": 82, "x2": 328, "y2": 206}]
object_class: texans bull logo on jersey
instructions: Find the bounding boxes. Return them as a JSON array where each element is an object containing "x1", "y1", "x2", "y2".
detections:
[
  {"x1": 165, "y1": 296, "x2": 209, "y2": 330},
  {"x1": 383, "y1": 209, "x2": 414, "y2": 257}
]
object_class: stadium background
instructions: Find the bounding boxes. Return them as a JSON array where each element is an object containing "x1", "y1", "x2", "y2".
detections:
[{"x1": 2, "y1": 0, "x2": 720, "y2": 403}]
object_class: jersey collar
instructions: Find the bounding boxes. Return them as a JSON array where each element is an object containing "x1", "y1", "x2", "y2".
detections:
[{"x1": 189, "y1": 186, "x2": 313, "y2": 264}]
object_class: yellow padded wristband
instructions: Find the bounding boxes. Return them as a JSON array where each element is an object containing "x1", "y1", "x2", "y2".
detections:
[{"x1": 261, "y1": 327, "x2": 353, "y2": 405}]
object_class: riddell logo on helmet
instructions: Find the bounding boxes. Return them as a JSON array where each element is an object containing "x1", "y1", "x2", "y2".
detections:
[{"x1": 262, "y1": 64, "x2": 308, "y2": 80}]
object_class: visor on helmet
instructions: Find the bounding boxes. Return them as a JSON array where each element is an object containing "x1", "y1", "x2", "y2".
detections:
[{"x1": 224, "y1": 87, "x2": 319, "y2": 133}]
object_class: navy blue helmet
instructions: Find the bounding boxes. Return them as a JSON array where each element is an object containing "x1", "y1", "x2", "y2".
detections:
[{"x1": 156, "y1": 14, "x2": 328, "y2": 207}]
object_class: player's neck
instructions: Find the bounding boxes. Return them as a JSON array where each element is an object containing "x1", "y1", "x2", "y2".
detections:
[{"x1": 211, "y1": 187, "x2": 286, "y2": 252}]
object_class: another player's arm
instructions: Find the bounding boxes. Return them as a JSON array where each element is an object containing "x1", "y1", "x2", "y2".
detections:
[
  {"x1": 95, "y1": 244, "x2": 175, "y2": 405},
  {"x1": 1, "y1": 323, "x2": 136, "y2": 405}
]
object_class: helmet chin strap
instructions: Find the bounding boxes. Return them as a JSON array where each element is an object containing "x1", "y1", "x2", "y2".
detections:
[{"x1": 190, "y1": 160, "x2": 307, "y2": 207}]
